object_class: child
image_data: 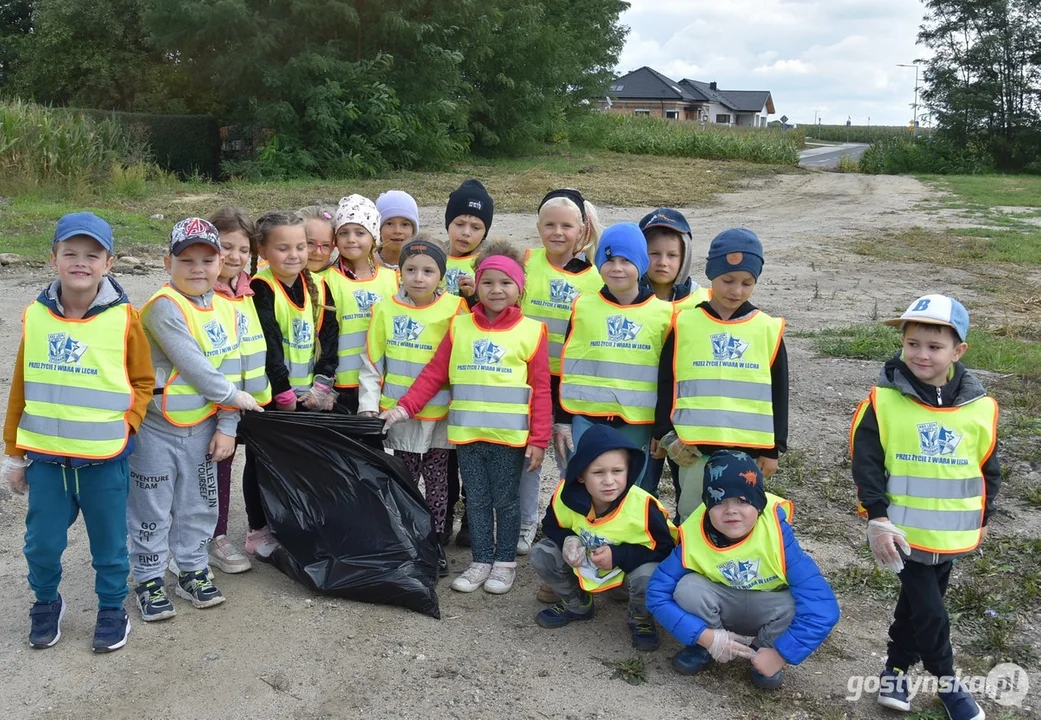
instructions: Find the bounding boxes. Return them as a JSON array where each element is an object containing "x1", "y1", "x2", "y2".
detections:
[
  {"x1": 556, "y1": 222, "x2": 673, "y2": 493},
  {"x1": 3, "y1": 212, "x2": 153, "y2": 652},
  {"x1": 129, "y1": 218, "x2": 261, "y2": 622},
  {"x1": 243, "y1": 211, "x2": 340, "y2": 557},
  {"x1": 647, "y1": 450, "x2": 839, "y2": 691},
  {"x1": 851, "y1": 295, "x2": 999, "y2": 720},
  {"x1": 518, "y1": 188, "x2": 603, "y2": 555},
  {"x1": 359, "y1": 236, "x2": 466, "y2": 575},
  {"x1": 206, "y1": 207, "x2": 271, "y2": 574},
  {"x1": 382, "y1": 242, "x2": 551, "y2": 595},
  {"x1": 443, "y1": 178, "x2": 494, "y2": 300},
  {"x1": 298, "y1": 205, "x2": 338, "y2": 274},
  {"x1": 375, "y1": 190, "x2": 419, "y2": 270},
  {"x1": 654, "y1": 228, "x2": 789, "y2": 521},
  {"x1": 326, "y1": 195, "x2": 399, "y2": 413},
  {"x1": 532, "y1": 425, "x2": 676, "y2": 651}
]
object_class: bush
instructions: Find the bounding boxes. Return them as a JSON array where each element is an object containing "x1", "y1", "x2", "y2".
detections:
[
  {"x1": 568, "y1": 112, "x2": 801, "y2": 166},
  {"x1": 858, "y1": 135, "x2": 994, "y2": 175},
  {"x1": 806, "y1": 124, "x2": 929, "y2": 144}
]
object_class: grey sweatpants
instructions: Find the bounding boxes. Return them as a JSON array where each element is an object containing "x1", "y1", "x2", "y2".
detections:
[
  {"x1": 128, "y1": 419, "x2": 219, "y2": 582},
  {"x1": 674, "y1": 572, "x2": 796, "y2": 648},
  {"x1": 529, "y1": 539, "x2": 657, "y2": 616}
]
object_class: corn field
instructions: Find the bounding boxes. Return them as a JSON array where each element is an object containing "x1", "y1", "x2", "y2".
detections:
[{"x1": 804, "y1": 124, "x2": 931, "y2": 144}]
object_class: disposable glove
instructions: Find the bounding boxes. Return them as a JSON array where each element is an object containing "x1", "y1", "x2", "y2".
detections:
[
  {"x1": 867, "y1": 518, "x2": 911, "y2": 574},
  {"x1": 706, "y1": 629, "x2": 757, "y2": 663},
  {"x1": 299, "y1": 375, "x2": 338, "y2": 411},
  {"x1": 552, "y1": 423, "x2": 574, "y2": 462},
  {"x1": 229, "y1": 391, "x2": 264, "y2": 412},
  {"x1": 3, "y1": 455, "x2": 29, "y2": 495},
  {"x1": 562, "y1": 536, "x2": 585, "y2": 568},
  {"x1": 379, "y1": 406, "x2": 410, "y2": 431}
]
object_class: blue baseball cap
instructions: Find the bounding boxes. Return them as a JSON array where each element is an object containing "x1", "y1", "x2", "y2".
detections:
[
  {"x1": 53, "y1": 212, "x2": 114, "y2": 253},
  {"x1": 885, "y1": 294, "x2": 970, "y2": 342},
  {"x1": 639, "y1": 208, "x2": 691, "y2": 238}
]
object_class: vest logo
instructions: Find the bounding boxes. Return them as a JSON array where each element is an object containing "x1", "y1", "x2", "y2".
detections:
[
  {"x1": 236, "y1": 310, "x2": 249, "y2": 341},
  {"x1": 711, "y1": 332, "x2": 749, "y2": 360},
  {"x1": 472, "y1": 338, "x2": 505, "y2": 366},
  {"x1": 292, "y1": 317, "x2": 313, "y2": 345},
  {"x1": 444, "y1": 267, "x2": 466, "y2": 295},
  {"x1": 353, "y1": 289, "x2": 381, "y2": 313},
  {"x1": 918, "y1": 422, "x2": 961, "y2": 456},
  {"x1": 606, "y1": 315, "x2": 642, "y2": 342},
  {"x1": 719, "y1": 559, "x2": 761, "y2": 587},
  {"x1": 47, "y1": 332, "x2": 87, "y2": 364},
  {"x1": 392, "y1": 315, "x2": 424, "y2": 342},
  {"x1": 203, "y1": 320, "x2": 228, "y2": 349},
  {"x1": 549, "y1": 279, "x2": 579, "y2": 305}
]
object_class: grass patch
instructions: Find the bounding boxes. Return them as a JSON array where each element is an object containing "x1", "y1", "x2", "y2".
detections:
[
  {"x1": 922, "y1": 174, "x2": 1041, "y2": 209},
  {"x1": 831, "y1": 563, "x2": 901, "y2": 599},
  {"x1": 853, "y1": 226, "x2": 1041, "y2": 267},
  {"x1": 604, "y1": 657, "x2": 647, "y2": 686}
]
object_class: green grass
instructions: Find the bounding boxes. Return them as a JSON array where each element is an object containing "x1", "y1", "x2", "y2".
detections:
[
  {"x1": 604, "y1": 657, "x2": 647, "y2": 686},
  {"x1": 922, "y1": 174, "x2": 1041, "y2": 209},
  {"x1": 853, "y1": 226, "x2": 1041, "y2": 267},
  {"x1": 831, "y1": 563, "x2": 901, "y2": 599}
]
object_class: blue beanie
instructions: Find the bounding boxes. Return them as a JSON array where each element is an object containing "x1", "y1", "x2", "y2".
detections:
[
  {"x1": 595, "y1": 222, "x2": 650, "y2": 277},
  {"x1": 376, "y1": 190, "x2": 420, "y2": 231},
  {"x1": 705, "y1": 228, "x2": 764, "y2": 281}
]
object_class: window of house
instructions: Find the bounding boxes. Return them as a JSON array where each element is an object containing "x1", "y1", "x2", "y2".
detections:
[
  {"x1": 716, "y1": 114, "x2": 731, "y2": 124},
  {"x1": 665, "y1": 110, "x2": 680, "y2": 120},
  {"x1": 634, "y1": 110, "x2": 651, "y2": 117},
  {"x1": 610, "y1": 84, "x2": 624, "y2": 92}
]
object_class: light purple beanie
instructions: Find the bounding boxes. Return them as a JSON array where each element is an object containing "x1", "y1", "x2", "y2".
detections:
[{"x1": 375, "y1": 190, "x2": 420, "y2": 231}]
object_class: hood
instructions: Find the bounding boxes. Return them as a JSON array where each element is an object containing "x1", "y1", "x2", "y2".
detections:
[
  {"x1": 39, "y1": 275, "x2": 129, "y2": 318},
  {"x1": 640, "y1": 275, "x2": 699, "y2": 301},
  {"x1": 394, "y1": 286, "x2": 445, "y2": 306},
  {"x1": 879, "y1": 353, "x2": 987, "y2": 408},
  {"x1": 558, "y1": 425, "x2": 644, "y2": 516},
  {"x1": 600, "y1": 284, "x2": 657, "y2": 306},
  {"x1": 214, "y1": 270, "x2": 255, "y2": 299}
]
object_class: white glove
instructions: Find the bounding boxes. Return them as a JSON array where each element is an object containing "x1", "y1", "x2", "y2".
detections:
[
  {"x1": 662, "y1": 431, "x2": 700, "y2": 467},
  {"x1": 553, "y1": 423, "x2": 574, "y2": 461},
  {"x1": 379, "y1": 406, "x2": 410, "y2": 430},
  {"x1": 562, "y1": 536, "x2": 585, "y2": 568},
  {"x1": 3, "y1": 455, "x2": 29, "y2": 495},
  {"x1": 300, "y1": 375, "x2": 338, "y2": 411},
  {"x1": 229, "y1": 391, "x2": 263, "y2": 412},
  {"x1": 706, "y1": 629, "x2": 757, "y2": 663},
  {"x1": 867, "y1": 518, "x2": 911, "y2": 574}
]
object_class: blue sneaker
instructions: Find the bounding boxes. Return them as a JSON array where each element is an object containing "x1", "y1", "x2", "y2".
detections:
[
  {"x1": 535, "y1": 593, "x2": 595, "y2": 628},
  {"x1": 135, "y1": 578, "x2": 176, "y2": 622},
  {"x1": 938, "y1": 681, "x2": 985, "y2": 720},
  {"x1": 92, "y1": 608, "x2": 130, "y2": 653},
  {"x1": 175, "y1": 569, "x2": 226, "y2": 609},
  {"x1": 877, "y1": 668, "x2": 912, "y2": 712},
  {"x1": 751, "y1": 667, "x2": 784, "y2": 691},
  {"x1": 627, "y1": 613, "x2": 660, "y2": 651},
  {"x1": 672, "y1": 644, "x2": 713, "y2": 675},
  {"x1": 29, "y1": 596, "x2": 66, "y2": 649}
]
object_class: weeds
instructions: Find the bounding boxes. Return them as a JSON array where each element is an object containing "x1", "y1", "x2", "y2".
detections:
[
  {"x1": 854, "y1": 226, "x2": 1041, "y2": 267},
  {"x1": 836, "y1": 155, "x2": 860, "y2": 173},
  {"x1": 831, "y1": 563, "x2": 901, "y2": 599},
  {"x1": 606, "y1": 657, "x2": 647, "y2": 686}
]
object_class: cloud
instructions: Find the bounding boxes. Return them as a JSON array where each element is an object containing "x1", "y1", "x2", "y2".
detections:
[{"x1": 617, "y1": 0, "x2": 928, "y2": 125}]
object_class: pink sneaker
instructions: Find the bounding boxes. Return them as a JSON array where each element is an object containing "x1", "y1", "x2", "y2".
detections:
[{"x1": 244, "y1": 527, "x2": 278, "y2": 558}]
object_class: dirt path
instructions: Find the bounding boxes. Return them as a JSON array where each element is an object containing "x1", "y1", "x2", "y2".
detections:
[{"x1": 0, "y1": 174, "x2": 1033, "y2": 719}]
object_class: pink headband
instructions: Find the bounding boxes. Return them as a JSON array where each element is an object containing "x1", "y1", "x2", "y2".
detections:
[{"x1": 475, "y1": 255, "x2": 525, "y2": 295}]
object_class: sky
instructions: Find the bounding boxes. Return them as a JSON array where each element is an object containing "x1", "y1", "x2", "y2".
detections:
[{"x1": 616, "y1": 0, "x2": 929, "y2": 126}]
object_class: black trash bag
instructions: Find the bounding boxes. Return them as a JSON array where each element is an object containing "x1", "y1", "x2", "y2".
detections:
[{"x1": 239, "y1": 411, "x2": 440, "y2": 618}]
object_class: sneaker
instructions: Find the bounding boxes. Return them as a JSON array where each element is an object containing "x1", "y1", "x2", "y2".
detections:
[
  {"x1": 455, "y1": 516, "x2": 471, "y2": 548},
  {"x1": 751, "y1": 667, "x2": 784, "y2": 691},
  {"x1": 209, "y1": 535, "x2": 252, "y2": 574},
  {"x1": 516, "y1": 523, "x2": 538, "y2": 555},
  {"x1": 483, "y1": 563, "x2": 517, "y2": 594},
  {"x1": 672, "y1": 644, "x2": 713, "y2": 675},
  {"x1": 628, "y1": 613, "x2": 660, "y2": 652},
  {"x1": 877, "y1": 668, "x2": 912, "y2": 712},
  {"x1": 244, "y1": 527, "x2": 279, "y2": 558},
  {"x1": 168, "y1": 558, "x2": 213, "y2": 581},
  {"x1": 451, "y1": 562, "x2": 491, "y2": 593},
  {"x1": 92, "y1": 608, "x2": 130, "y2": 653},
  {"x1": 135, "y1": 579, "x2": 176, "y2": 622},
  {"x1": 174, "y1": 569, "x2": 226, "y2": 609},
  {"x1": 29, "y1": 596, "x2": 66, "y2": 649},
  {"x1": 536, "y1": 593, "x2": 595, "y2": 628},
  {"x1": 536, "y1": 584, "x2": 558, "y2": 603},
  {"x1": 938, "y1": 681, "x2": 985, "y2": 720}
]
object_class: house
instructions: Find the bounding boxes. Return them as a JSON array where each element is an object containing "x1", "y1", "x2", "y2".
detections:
[{"x1": 604, "y1": 66, "x2": 775, "y2": 128}]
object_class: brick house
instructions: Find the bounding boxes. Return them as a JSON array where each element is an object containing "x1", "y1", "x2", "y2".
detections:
[{"x1": 603, "y1": 66, "x2": 776, "y2": 128}]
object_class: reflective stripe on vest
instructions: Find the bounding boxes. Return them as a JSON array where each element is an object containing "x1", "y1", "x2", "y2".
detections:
[
  {"x1": 16, "y1": 301, "x2": 134, "y2": 459},
  {"x1": 447, "y1": 314, "x2": 544, "y2": 446},
  {"x1": 325, "y1": 265, "x2": 397, "y2": 387},
  {"x1": 872, "y1": 386, "x2": 996, "y2": 554},
  {"x1": 521, "y1": 248, "x2": 603, "y2": 375},
  {"x1": 672, "y1": 285, "x2": 712, "y2": 312},
  {"x1": 369, "y1": 293, "x2": 464, "y2": 420},
  {"x1": 671, "y1": 308, "x2": 784, "y2": 448},
  {"x1": 549, "y1": 480, "x2": 677, "y2": 592},
  {"x1": 144, "y1": 286, "x2": 242, "y2": 427},
  {"x1": 443, "y1": 255, "x2": 476, "y2": 296},
  {"x1": 253, "y1": 268, "x2": 324, "y2": 392},
  {"x1": 560, "y1": 294, "x2": 672, "y2": 424},
  {"x1": 679, "y1": 494, "x2": 793, "y2": 591},
  {"x1": 225, "y1": 294, "x2": 271, "y2": 405}
]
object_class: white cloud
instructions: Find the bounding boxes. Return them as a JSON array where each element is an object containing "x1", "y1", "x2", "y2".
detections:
[{"x1": 754, "y1": 59, "x2": 815, "y2": 76}]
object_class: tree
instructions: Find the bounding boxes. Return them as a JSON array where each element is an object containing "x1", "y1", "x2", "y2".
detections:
[{"x1": 0, "y1": 0, "x2": 33, "y2": 89}]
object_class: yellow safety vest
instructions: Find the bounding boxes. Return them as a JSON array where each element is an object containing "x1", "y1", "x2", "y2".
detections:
[
  {"x1": 17, "y1": 301, "x2": 134, "y2": 460},
  {"x1": 673, "y1": 285, "x2": 712, "y2": 312},
  {"x1": 671, "y1": 308, "x2": 784, "y2": 448},
  {"x1": 680, "y1": 494, "x2": 794, "y2": 591},
  {"x1": 253, "y1": 268, "x2": 325, "y2": 392},
  {"x1": 325, "y1": 265, "x2": 398, "y2": 388},
  {"x1": 444, "y1": 255, "x2": 476, "y2": 297},
  {"x1": 550, "y1": 480, "x2": 677, "y2": 592},
  {"x1": 521, "y1": 248, "x2": 603, "y2": 375},
  {"x1": 448, "y1": 314, "x2": 545, "y2": 446},
  {"x1": 369, "y1": 293, "x2": 465, "y2": 420},
  {"x1": 872, "y1": 386, "x2": 996, "y2": 554},
  {"x1": 560, "y1": 294, "x2": 672, "y2": 424},
  {"x1": 224, "y1": 294, "x2": 271, "y2": 405},
  {"x1": 143, "y1": 285, "x2": 242, "y2": 427}
]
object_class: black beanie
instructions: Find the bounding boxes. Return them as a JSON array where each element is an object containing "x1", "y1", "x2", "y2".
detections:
[{"x1": 445, "y1": 179, "x2": 494, "y2": 232}]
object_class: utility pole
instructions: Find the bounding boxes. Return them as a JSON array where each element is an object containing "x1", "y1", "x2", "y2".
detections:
[{"x1": 897, "y1": 63, "x2": 919, "y2": 129}]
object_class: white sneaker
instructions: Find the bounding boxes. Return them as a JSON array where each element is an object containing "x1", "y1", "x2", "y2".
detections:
[
  {"x1": 516, "y1": 523, "x2": 538, "y2": 555},
  {"x1": 168, "y1": 558, "x2": 213, "y2": 580},
  {"x1": 451, "y1": 563, "x2": 492, "y2": 593},
  {"x1": 208, "y1": 535, "x2": 252, "y2": 574},
  {"x1": 483, "y1": 563, "x2": 517, "y2": 594}
]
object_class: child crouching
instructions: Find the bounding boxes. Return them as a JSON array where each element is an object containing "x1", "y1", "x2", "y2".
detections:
[{"x1": 532, "y1": 425, "x2": 676, "y2": 651}]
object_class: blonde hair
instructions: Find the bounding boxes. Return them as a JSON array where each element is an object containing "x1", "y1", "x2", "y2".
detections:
[
  {"x1": 537, "y1": 196, "x2": 603, "y2": 259},
  {"x1": 296, "y1": 205, "x2": 336, "y2": 225}
]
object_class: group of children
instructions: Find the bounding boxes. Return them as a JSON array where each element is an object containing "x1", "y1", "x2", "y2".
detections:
[{"x1": 1, "y1": 180, "x2": 1000, "y2": 720}]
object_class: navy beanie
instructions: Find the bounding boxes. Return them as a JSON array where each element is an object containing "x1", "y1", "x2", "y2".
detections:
[
  {"x1": 595, "y1": 222, "x2": 650, "y2": 277},
  {"x1": 445, "y1": 179, "x2": 494, "y2": 232},
  {"x1": 702, "y1": 450, "x2": 768, "y2": 514},
  {"x1": 705, "y1": 228, "x2": 764, "y2": 281}
]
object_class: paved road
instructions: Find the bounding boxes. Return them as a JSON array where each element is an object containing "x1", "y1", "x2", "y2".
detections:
[{"x1": 798, "y1": 143, "x2": 871, "y2": 169}]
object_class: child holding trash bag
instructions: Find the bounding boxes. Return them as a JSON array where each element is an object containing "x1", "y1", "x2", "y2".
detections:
[
  {"x1": 382, "y1": 242, "x2": 551, "y2": 595},
  {"x1": 242, "y1": 211, "x2": 339, "y2": 558},
  {"x1": 359, "y1": 235, "x2": 467, "y2": 575}
]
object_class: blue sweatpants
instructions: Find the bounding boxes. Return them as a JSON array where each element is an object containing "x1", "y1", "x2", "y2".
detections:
[{"x1": 23, "y1": 459, "x2": 131, "y2": 610}]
